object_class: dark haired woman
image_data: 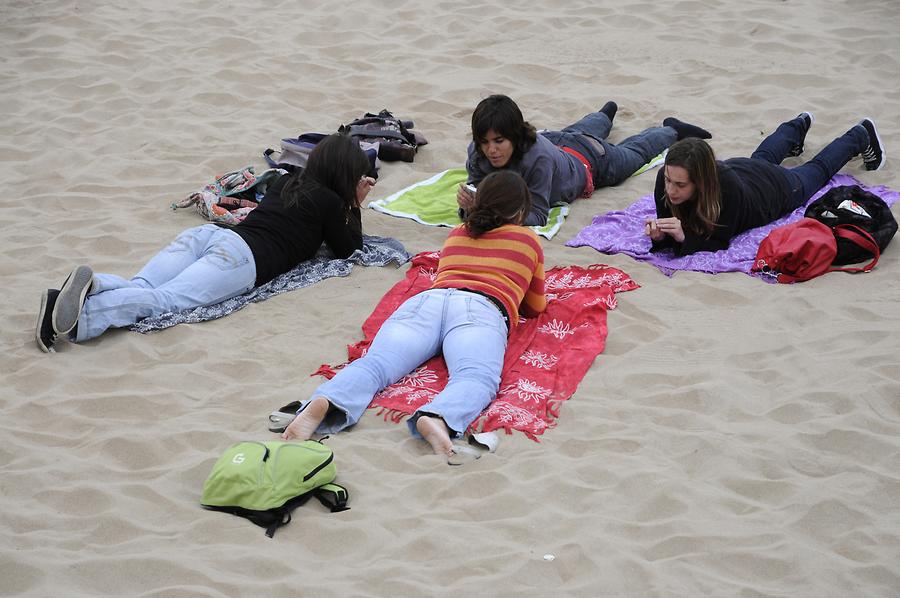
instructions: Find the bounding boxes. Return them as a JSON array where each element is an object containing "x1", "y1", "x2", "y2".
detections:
[
  {"x1": 646, "y1": 114, "x2": 886, "y2": 255},
  {"x1": 457, "y1": 94, "x2": 711, "y2": 226},
  {"x1": 36, "y1": 134, "x2": 375, "y2": 351},
  {"x1": 283, "y1": 170, "x2": 546, "y2": 458}
]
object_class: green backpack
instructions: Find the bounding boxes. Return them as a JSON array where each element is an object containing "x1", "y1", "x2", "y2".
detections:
[{"x1": 201, "y1": 439, "x2": 348, "y2": 537}]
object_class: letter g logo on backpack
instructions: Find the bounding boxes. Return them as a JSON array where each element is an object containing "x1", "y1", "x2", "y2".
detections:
[{"x1": 232, "y1": 453, "x2": 245, "y2": 465}]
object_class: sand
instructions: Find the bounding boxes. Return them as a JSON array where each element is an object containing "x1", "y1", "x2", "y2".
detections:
[{"x1": 3, "y1": 0, "x2": 900, "y2": 596}]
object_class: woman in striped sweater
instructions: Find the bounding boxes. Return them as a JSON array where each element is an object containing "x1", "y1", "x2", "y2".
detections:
[{"x1": 283, "y1": 170, "x2": 546, "y2": 459}]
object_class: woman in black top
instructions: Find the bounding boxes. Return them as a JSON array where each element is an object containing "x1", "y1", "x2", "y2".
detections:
[
  {"x1": 646, "y1": 114, "x2": 885, "y2": 256},
  {"x1": 37, "y1": 134, "x2": 374, "y2": 352}
]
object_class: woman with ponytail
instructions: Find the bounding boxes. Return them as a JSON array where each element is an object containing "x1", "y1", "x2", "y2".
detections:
[{"x1": 283, "y1": 170, "x2": 547, "y2": 459}]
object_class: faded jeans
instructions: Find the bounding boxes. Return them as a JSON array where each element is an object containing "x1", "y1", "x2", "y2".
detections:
[
  {"x1": 75, "y1": 224, "x2": 256, "y2": 341},
  {"x1": 306, "y1": 288, "x2": 509, "y2": 438}
]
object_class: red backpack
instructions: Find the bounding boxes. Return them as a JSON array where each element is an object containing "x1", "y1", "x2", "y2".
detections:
[{"x1": 752, "y1": 217, "x2": 880, "y2": 283}]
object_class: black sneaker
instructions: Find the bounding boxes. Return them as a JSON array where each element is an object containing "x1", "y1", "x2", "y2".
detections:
[
  {"x1": 788, "y1": 111, "x2": 815, "y2": 157},
  {"x1": 859, "y1": 118, "x2": 885, "y2": 171},
  {"x1": 36, "y1": 289, "x2": 60, "y2": 353}
]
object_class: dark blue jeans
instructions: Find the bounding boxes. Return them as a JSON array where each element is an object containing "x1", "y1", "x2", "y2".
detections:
[
  {"x1": 542, "y1": 112, "x2": 677, "y2": 187},
  {"x1": 752, "y1": 115, "x2": 867, "y2": 207}
]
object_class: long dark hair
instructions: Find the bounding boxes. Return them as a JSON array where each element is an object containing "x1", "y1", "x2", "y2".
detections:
[
  {"x1": 282, "y1": 134, "x2": 371, "y2": 211},
  {"x1": 471, "y1": 95, "x2": 537, "y2": 163},
  {"x1": 664, "y1": 138, "x2": 721, "y2": 236},
  {"x1": 464, "y1": 171, "x2": 532, "y2": 237}
]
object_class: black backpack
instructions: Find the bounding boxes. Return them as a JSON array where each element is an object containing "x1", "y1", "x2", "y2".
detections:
[
  {"x1": 339, "y1": 109, "x2": 427, "y2": 163},
  {"x1": 804, "y1": 185, "x2": 898, "y2": 265}
]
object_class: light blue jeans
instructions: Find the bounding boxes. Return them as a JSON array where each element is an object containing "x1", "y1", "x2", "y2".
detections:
[
  {"x1": 306, "y1": 288, "x2": 509, "y2": 438},
  {"x1": 75, "y1": 224, "x2": 256, "y2": 341}
]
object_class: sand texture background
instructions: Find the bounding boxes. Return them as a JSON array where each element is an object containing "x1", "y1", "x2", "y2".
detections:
[{"x1": 2, "y1": 0, "x2": 900, "y2": 596}]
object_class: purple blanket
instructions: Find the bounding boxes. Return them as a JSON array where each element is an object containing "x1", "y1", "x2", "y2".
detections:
[{"x1": 566, "y1": 174, "x2": 899, "y2": 281}]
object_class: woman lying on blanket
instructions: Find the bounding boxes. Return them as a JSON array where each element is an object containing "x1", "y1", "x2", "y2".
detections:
[
  {"x1": 646, "y1": 114, "x2": 886, "y2": 256},
  {"x1": 36, "y1": 134, "x2": 376, "y2": 352},
  {"x1": 283, "y1": 170, "x2": 547, "y2": 458},
  {"x1": 457, "y1": 94, "x2": 711, "y2": 226}
]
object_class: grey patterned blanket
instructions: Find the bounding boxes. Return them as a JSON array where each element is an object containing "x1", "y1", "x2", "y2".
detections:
[{"x1": 130, "y1": 235, "x2": 409, "y2": 333}]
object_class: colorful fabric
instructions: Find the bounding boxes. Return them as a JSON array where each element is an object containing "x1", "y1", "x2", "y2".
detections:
[
  {"x1": 314, "y1": 252, "x2": 639, "y2": 440},
  {"x1": 130, "y1": 235, "x2": 409, "y2": 332},
  {"x1": 565, "y1": 174, "x2": 899, "y2": 280},
  {"x1": 369, "y1": 169, "x2": 570, "y2": 239},
  {"x1": 433, "y1": 225, "x2": 546, "y2": 326},
  {"x1": 171, "y1": 166, "x2": 286, "y2": 226}
]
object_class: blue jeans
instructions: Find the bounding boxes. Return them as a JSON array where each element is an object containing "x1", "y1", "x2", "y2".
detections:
[
  {"x1": 75, "y1": 224, "x2": 256, "y2": 341},
  {"x1": 306, "y1": 288, "x2": 509, "y2": 438},
  {"x1": 542, "y1": 111, "x2": 678, "y2": 187},
  {"x1": 752, "y1": 115, "x2": 868, "y2": 206}
]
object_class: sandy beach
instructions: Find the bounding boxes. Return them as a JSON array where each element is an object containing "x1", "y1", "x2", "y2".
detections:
[{"x1": 3, "y1": 0, "x2": 899, "y2": 596}]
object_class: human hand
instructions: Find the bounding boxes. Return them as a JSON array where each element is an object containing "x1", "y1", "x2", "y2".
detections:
[
  {"x1": 457, "y1": 183, "x2": 475, "y2": 210},
  {"x1": 653, "y1": 217, "x2": 685, "y2": 243},
  {"x1": 356, "y1": 176, "x2": 376, "y2": 204},
  {"x1": 645, "y1": 218, "x2": 666, "y2": 241}
]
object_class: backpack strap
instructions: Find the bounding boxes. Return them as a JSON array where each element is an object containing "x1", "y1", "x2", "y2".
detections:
[
  {"x1": 828, "y1": 224, "x2": 880, "y2": 273},
  {"x1": 263, "y1": 148, "x2": 279, "y2": 168},
  {"x1": 314, "y1": 483, "x2": 350, "y2": 513},
  {"x1": 265, "y1": 511, "x2": 292, "y2": 538}
]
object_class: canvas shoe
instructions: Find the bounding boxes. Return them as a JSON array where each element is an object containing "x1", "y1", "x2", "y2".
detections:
[
  {"x1": 788, "y1": 111, "x2": 815, "y2": 157},
  {"x1": 36, "y1": 289, "x2": 60, "y2": 353},
  {"x1": 52, "y1": 265, "x2": 94, "y2": 335},
  {"x1": 859, "y1": 118, "x2": 885, "y2": 171}
]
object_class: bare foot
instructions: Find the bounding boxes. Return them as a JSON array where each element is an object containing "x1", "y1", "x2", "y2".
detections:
[
  {"x1": 416, "y1": 416, "x2": 454, "y2": 457},
  {"x1": 282, "y1": 396, "x2": 330, "y2": 441}
]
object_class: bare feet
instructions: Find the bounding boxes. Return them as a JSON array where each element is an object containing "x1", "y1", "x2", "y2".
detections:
[
  {"x1": 416, "y1": 415, "x2": 454, "y2": 457},
  {"x1": 281, "y1": 396, "x2": 330, "y2": 441}
]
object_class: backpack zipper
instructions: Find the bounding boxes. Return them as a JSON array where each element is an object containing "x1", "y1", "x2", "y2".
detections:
[{"x1": 271, "y1": 442, "x2": 334, "y2": 483}]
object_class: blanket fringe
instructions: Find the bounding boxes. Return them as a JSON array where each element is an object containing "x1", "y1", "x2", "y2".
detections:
[
  {"x1": 469, "y1": 418, "x2": 543, "y2": 442},
  {"x1": 546, "y1": 399, "x2": 562, "y2": 419},
  {"x1": 372, "y1": 406, "x2": 408, "y2": 423},
  {"x1": 312, "y1": 364, "x2": 337, "y2": 379}
]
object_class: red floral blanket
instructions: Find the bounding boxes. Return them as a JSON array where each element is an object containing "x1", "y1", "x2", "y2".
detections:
[{"x1": 314, "y1": 252, "x2": 638, "y2": 440}]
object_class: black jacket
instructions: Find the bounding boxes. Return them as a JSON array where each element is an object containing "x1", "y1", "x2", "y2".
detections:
[{"x1": 652, "y1": 158, "x2": 793, "y2": 255}]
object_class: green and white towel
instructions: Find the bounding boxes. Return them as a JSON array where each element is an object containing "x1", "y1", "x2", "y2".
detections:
[{"x1": 368, "y1": 152, "x2": 665, "y2": 240}]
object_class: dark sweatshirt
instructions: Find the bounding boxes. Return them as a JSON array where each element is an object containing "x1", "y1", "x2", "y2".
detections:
[
  {"x1": 233, "y1": 174, "x2": 362, "y2": 286},
  {"x1": 652, "y1": 158, "x2": 794, "y2": 255}
]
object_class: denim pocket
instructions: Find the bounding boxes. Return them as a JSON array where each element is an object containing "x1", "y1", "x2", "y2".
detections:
[
  {"x1": 391, "y1": 292, "x2": 429, "y2": 320},
  {"x1": 206, "y1": 231, "x2": 253, "y2": 272},
  {"x1": 465, "y1": 295, "x2": 507, "y2": 335}
]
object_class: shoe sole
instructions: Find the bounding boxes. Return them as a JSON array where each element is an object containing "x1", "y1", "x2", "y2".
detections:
[
  {"x1": 268, "y1": 411, "x2": 297, "y2": 433},
  {"x1": 268, "y1": 400, "x2": 303, "y2": 432},
  {"x1": 36, "y1": 290, "x2": 56, "y2": 353},
  {"x1": 52, "y1": 265, "x2": 93, "y2": 335},
  {"x1": 861, "y1": 117, "x2": 886, "y2": 171}
]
